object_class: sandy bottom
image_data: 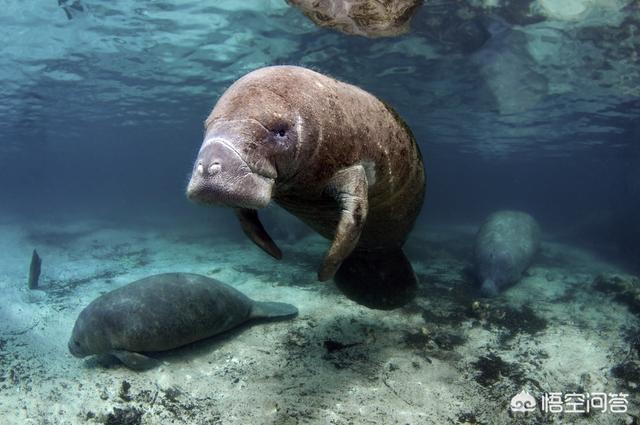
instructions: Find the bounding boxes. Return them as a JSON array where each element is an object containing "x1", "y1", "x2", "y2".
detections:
[{"x1": 0, "y1": 214, "x2": 638, "y2": 425}]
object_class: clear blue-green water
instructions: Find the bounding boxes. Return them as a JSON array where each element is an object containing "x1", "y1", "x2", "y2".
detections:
[{"x1": 0, "y1": 1, "x2": 639, "y2": 424}]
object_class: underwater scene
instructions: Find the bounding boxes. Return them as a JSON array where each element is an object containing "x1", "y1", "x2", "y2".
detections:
[{"x1": 1, "y1": 0, "x2": 640, "y2": 424}]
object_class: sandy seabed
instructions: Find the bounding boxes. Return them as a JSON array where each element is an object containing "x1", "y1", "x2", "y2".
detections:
[{"x1": 0, "y1": 213, "x2": 638, "y2": 425}]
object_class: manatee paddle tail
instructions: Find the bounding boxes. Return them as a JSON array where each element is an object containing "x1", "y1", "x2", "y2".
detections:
[{"x1": 334, "y1": 248, "x2": 417, "y2": 310}]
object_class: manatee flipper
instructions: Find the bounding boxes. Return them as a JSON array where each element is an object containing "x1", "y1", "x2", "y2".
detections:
[
  {"x1": 235, "y1": 208, "x2": 282, "y2": 260},
  {"x1": 250, "y1": 301, "x2": 299, "y2": 320},
  {"x1": 318, "y1": 165, "x2": 368, "y2": 281},
  {"x1": 480, "y1": 279, "x2": 498, "y2": 297},
  {"x1": 111, "y1": 350, "x2": 159, "y2": 371},
  {"x1": 334, "y1": 249, "x2": 417, "y2": 310}
]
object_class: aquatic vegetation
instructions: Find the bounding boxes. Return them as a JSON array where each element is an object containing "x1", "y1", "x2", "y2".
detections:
[
  {"x1": 472, "y1": 353, "x2": 523, "y2": 388},
  {"x1": 103, "y1": 406, "x2": 143, "y2": 425},
  {"x1": 594, "y1": 273, "x2": 640, "y2": 315}
]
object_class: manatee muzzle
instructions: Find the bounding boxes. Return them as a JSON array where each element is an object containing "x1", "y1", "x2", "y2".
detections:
[
  {"x1": 68, "y1": 336, "x2": 86, "y2": 358},
  {"x1": 187, "y1": 139, "x2": 275, "y2": 209}
]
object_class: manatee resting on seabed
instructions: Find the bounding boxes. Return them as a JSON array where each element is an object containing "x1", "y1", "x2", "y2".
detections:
[
  {"x1": 474, "y1": 211, "x2": 541, "y2": 296},
  {"x1": 186, "y1": 65, "x2": 426, "y2": 310},
  {"x1": 68, "y1": 273, "x2": 298, "y2": 370},
  {"x1": 286, "y1": 0, "x2": 423, "y2": 38}
]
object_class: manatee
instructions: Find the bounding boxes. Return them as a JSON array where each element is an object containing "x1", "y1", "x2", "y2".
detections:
[
  {"x1": 472, "y1": 20, "x2": 549, "y2": 115},
  {"x1": 286, "y1": 0, "x2": 423, "y2": 38},
  {"x1": 474, "y1": 210, "x2": 541, "y2": 296},
  {"x1": 68, "y1": 273, "x2": 298, "y2": 370},
  {"x1": 186, "y1": 65, "x2": 426, "y2": 309}
]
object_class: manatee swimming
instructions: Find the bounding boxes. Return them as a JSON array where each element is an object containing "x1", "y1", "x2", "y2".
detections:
[
  {"x1": 186, "y1": 65, "x2": 426, "y2": 309},
  {"x1": 474, "y1": 210, "x2": 541, "y2": 296},
  {"x1": 68, "y1": 273, "x2": 298, "y2": 370}
]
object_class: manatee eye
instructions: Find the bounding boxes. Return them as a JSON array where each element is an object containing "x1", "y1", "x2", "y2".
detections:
[{"x1": 272, "y1": 124, "x2": 289, "y2": 139}]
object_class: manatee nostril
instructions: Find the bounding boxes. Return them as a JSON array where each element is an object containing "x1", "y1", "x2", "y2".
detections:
[
  {"x1": 197, "y1": 162, "x2": 205, "y2": 176},
  {"x1": 208, "y1": 161, "x2": 221, "y2": 175}
]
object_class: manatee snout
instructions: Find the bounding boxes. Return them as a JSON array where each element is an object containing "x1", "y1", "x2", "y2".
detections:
[
  {"x1": 68, "y1": 312, "x2": 94, "y2": 358},
  {"x1": 68, "y1": 338, "x2": 85, "y2": 358},
  {"x1": 187, "y1": 138, "x2": 275, "y2": 209}
]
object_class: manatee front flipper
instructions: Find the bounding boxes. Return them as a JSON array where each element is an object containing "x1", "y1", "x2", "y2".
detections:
[
  {"x1": 235, "y1": 208, "x2": 282, "y2": 260},
  {"x1": 480, "y1": 279, "x2": 498, "y2": 297},
  {"x1": 111, "y1": 350, "x2": 160, "y2": 371},
  {"x1": 335, "y1": 249, "x2": 417, "y2": 310},
  {"x1": 318, "y1": 165, "x2": 368, "y2": 281}
]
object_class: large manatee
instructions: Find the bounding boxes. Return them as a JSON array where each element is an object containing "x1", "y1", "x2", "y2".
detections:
[
  {"x1": 186, "y1": 65, "x2": 426, "y2": 309},
  {"x1": 474, "y1": 210, "x2": 541, "y2": 296},
  {"x1": 68, "y1": 273, "x2": 298, "y2": 370}
]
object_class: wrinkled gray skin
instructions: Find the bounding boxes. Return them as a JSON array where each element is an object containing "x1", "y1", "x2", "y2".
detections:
[
  {"x1": 68, "y1": 273, "x2": 297, "y2": 370},
  {"x1": 474, "y1": 211, "x2": 541, "y2": 296}
]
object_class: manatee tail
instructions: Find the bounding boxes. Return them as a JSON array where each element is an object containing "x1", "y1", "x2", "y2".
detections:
[
  {"x1": 334, "y1": 248, "x2": 417, "y2": 310},
  {"x1": 250, "y1": 301, "x2": 298, "y2": 320}
]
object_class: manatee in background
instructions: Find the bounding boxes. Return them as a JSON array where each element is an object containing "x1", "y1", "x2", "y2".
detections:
[
  {"x1": 68, "y1": 273, "x2": 298, "y2": 370},
  {"x1": 287, "y1": 0, "x2": 423, "y2": 38},
  {"x1": 471, "y1": 18, "x2": 549, "y2": 115},
  {"x1": 474, "y1": 210, "x2": 541, "y2": 296},
  {"x1": 186, "y1": 65, "x2": 426, "y2": 310}
]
